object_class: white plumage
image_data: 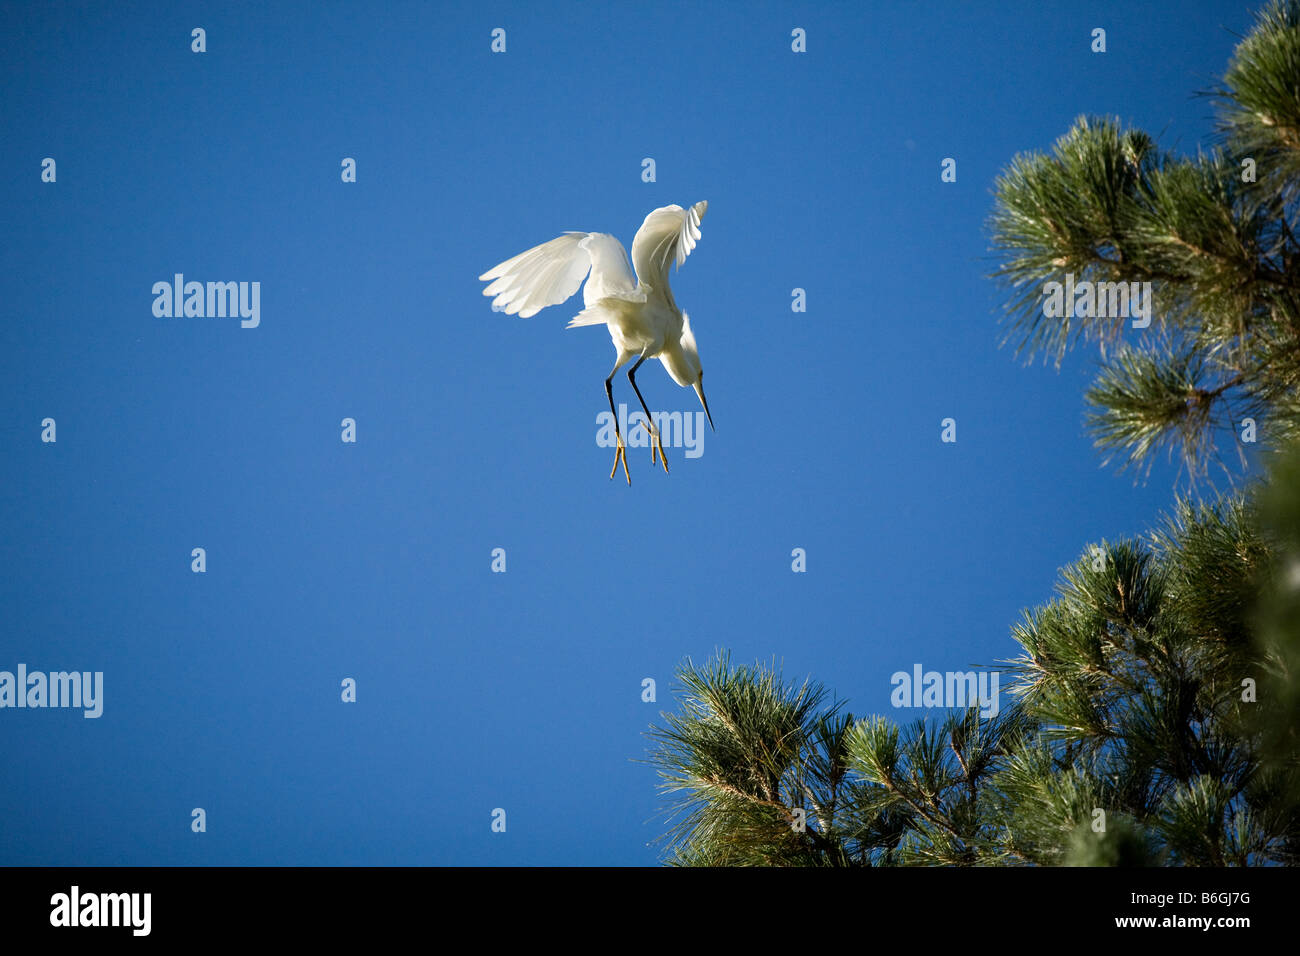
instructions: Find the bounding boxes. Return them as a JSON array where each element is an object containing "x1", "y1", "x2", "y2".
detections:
[{"x1": 479, "y1": 201, "x2": 714, "y2": 483}]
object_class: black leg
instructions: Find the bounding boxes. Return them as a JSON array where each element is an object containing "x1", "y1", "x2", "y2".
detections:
[
  {"x1": 628, "y1": 355, "x2": 668, "y2": 474},
  {"x1": 605, "y1": 365, "x2": 629, "y2": 484}
]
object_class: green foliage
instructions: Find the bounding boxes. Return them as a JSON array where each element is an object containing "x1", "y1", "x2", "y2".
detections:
[
  {"x1": 646, "y1": 659, "x2": 1036, "y2": 865},
  {"x1": 999, "y1": 492, "x2": 1293, "y2": 865},
  {"x1": 647, "y1": 463, "x2": 1300, "y2": 864},
  {"x1": 1219, "y1": 0, "x2": 1300, "y2": 208},
  {"x1": 645, "y1": 652, "x2": 857, "y2": 866},
  {"x1": 1065, "y1": 814, "x2": 1160, "y2": 867},
  {"x1": 989, "y1": 0, "x2": 1300, "y2": 478},
  {"x1": 1250, "y1": 444, "x2": 1300, "y2": 861}
]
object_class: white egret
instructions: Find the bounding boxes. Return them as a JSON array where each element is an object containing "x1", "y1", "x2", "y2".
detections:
[{"x1": 479, "y1": 201, "x2": 714, "y2": 484}]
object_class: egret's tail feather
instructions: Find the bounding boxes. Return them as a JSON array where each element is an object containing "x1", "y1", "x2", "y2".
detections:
[
  {"x1": 565, "y1": 293, "x2": 643, "y2": 329},
  {"x1": 565, "y1": 306, "x2": 609, "y2": 329}
]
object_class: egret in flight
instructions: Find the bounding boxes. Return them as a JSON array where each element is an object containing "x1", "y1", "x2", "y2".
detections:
[{"x1": 479, "y1": 201, "x2": 714, "y2": 484}]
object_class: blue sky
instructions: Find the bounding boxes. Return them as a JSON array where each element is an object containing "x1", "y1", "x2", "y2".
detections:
[{"x1": 0, "y1": 0, "x2": 1263, "y2": 865}]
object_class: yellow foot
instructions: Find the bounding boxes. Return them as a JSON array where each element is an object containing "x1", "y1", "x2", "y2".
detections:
[
  {"x1": 643, "y1": 421, "x2": 670, "y2": 475},
  {"x1": 609, "y1": 439, "x2": 630, "y2": 485}
]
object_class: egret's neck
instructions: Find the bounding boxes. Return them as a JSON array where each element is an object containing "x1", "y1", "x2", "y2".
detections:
[{"x1": 659, "y1": 336, "x2": 698, "y2": 388}]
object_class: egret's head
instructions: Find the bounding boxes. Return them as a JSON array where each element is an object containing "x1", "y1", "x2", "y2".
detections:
[{"x1": 678, "y1": 314, "x2": 714, "y2": 431}]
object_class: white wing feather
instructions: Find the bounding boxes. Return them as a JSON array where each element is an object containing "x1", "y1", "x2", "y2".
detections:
[
  {"x1": 479, "y1": 231, "x2": 636, "y2": 319},
  {"x1": 629, "y1": 201, "x2": 707, "y2": 309}
]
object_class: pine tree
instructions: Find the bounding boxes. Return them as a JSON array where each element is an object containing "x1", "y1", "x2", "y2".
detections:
[
  {"x1": 988, "y1": 0, "x2": 1300, "y2": 479},
  {"x1": 647, "y1": 468, "x2": 1300, "y2": 864},
  {"x1": 995, "y1": 488, "x2": 1296, "y2": 865}
]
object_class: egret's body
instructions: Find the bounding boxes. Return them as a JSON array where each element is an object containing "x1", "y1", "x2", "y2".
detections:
[{"x1": 479, "y1": 201, "x2": 713, "y2": 483}]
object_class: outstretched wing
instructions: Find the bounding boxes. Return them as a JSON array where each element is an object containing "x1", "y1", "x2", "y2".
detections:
[
  {"x1": 479, "y1": 231, "x2": 636, "y2": 319},
  {"x1": 629, "y1": 201, "x2": 707, "y2": 310}
]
